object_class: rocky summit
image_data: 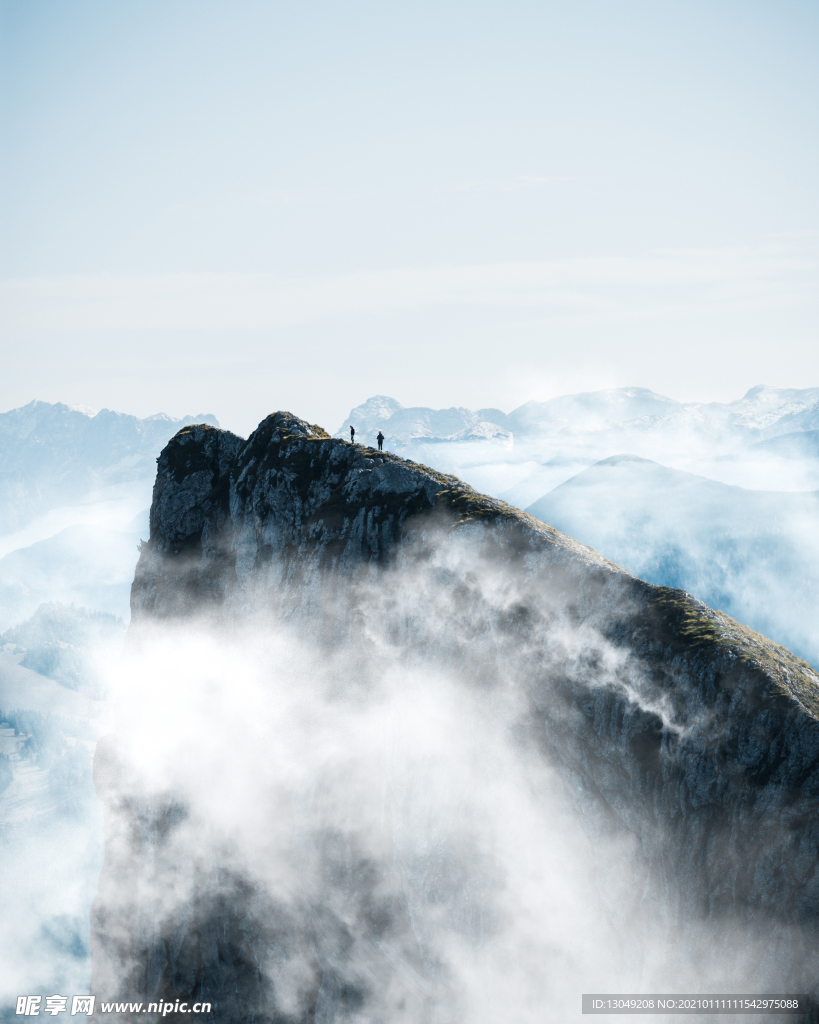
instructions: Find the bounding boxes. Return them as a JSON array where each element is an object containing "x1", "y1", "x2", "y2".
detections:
[{"x1": 95, "y1": 412, "x2": 819, "y2": 1022}]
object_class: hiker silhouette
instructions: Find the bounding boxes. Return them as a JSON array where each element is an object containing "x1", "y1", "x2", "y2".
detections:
[
  {"x1": 376, "y1": 431, "x2": 384, "y2": 452},
  {"x1": 350, "y1": 425, "x2": 355, "y2": 443}
]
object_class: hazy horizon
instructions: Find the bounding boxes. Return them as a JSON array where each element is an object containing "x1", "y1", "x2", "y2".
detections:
[
  {"x1": 4, "y1": 379, "x2": 819, "y2": 443},
  {"x1": 2, "y1": 1, "x2": 817, "y2": 436}
]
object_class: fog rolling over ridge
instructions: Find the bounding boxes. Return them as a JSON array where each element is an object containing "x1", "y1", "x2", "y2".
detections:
[
  {"x1": 526, "y1": 456, "x2": 819, "y2": 667},
  {"x1": 91, "y1": 413, "x2": 819, "y2": 1022},
  {"x1": 1, "y1": 388, "x2": 819, "y2": 1019},
  {"x1": 334, "y1": 386, "x2": 819, "y2": 666}
]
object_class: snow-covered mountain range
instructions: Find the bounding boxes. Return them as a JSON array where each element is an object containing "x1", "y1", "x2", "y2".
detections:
[
  {"x1": 337, "y1": 385, "x2": 819, "y2": 454},
  {"x1": 0, "y1": 400, "x2": 218, "y2": 532},
  {"x1": 335, "y1": 386, "x2": 819, "y2": 506}
]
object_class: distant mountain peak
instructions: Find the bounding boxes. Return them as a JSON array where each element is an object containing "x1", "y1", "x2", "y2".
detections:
[
  {"x1": 592, "y1": 453, "x2": 657, "y2": 467},
  {"x1": 332, "y1": 386, "x2": 819, "y2": 459},
  {"x1": 0, "y1": 401, "x2": 221, "y2": 534},
  {"x1": 66, "y1": 402, "x2": 100, "y2": 417}
]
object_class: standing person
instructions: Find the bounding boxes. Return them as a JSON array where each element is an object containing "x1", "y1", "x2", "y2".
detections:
[
  {"x1": 376, "y1": 430, "x2": 384, "y2": 452},
  {"x1": 350, "y1": 425, "x2": 355, "y2": 443}
]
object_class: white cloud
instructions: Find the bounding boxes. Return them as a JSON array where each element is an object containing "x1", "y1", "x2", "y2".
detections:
[{"x1": 0, "y1": 245, "x2": 814, "y2": 334}]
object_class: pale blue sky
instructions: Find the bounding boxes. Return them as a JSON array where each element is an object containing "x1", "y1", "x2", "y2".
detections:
[{"x1": 1, "y1": 0, "x2": 817, "y2": 435}]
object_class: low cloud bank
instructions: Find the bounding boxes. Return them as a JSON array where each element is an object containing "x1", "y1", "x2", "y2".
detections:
[{"x1": 91, "y1": 530, "x2": 819, "y2": 1021}]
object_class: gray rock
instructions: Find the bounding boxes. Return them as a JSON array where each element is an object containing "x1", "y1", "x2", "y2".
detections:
[{"x1": 94, "y1": 412, "x2": 819, "y2": 1022}]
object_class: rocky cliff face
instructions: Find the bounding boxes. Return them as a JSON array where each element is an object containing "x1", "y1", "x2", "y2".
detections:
[{"x1": 94, "y1": 413, "x2": 819, "y2": 1022}]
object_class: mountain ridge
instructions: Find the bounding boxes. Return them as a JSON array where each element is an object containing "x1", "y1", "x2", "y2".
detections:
[
  {"x1": 132, "y1": 412, "x2": 819, "y2": 701},
  {"x1": 140, "y1": 415, "x2": 819, "y2": 713},
  {"x1": 87, "y1": 410, "x2": 819, "y2": 1020},
  {"x1": 336, "y1": 385, "x2": 819, "y2": 450},
  {"x1": 0, "y1": 400, "x2": 220, "y2": 533}
]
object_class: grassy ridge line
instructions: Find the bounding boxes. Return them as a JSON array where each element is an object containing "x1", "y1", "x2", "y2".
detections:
[
  {"x1": 169, "y1": 421, "x2": 819, "y2": 718},
  {"x1": 401, "y1": 444, "x2": 819, "y2": 719},
  {"x1": 651, "y1": 587, "x2": 819, "y2": 718}
]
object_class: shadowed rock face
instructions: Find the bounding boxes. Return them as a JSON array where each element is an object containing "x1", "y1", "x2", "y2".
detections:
[{"x1": 94, "y1": 412, "x2": 819, "y2": 1022}]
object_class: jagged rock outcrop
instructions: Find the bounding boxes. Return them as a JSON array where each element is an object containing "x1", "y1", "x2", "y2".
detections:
[{"x1": 94, "y1": 412, "x2": 819, "y2": 1022}]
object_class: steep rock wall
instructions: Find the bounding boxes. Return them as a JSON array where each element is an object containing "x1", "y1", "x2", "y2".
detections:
[{"x1": 94, "y1": 412, "x2": 819, "y2": 1021}]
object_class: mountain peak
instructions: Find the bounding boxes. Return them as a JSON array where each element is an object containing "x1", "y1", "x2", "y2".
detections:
[
  {"x1": 92, "y1": 408, "x2": 819, "y2": 1016},
  {"x1": 134, "y1": 411, "x2": 817, "y2": 712}
]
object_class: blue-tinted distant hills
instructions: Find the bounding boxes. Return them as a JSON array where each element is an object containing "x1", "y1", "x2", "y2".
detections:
[
  {"x1": 1, "y1": 602, "x2": 125, "y2": 698},
  {"x1": 338, "y1": 386, "x2": 819, "y2": 456},
  {"x1": 740, "y1": 429, "x2": 819, "y2": 459},
  {"x1": 336, "y1": 395, "x2": 512, "y2": 445},
  {"x1": 526, "y1": 455, "x2": 819, "y2": 665},
  {"x1": 0, "y1": 401, "x2": 219, "y2": 532},
  {"x1": 0, "y1": 524, "x2": 141, "y2": 629},
  {"x1": 0, "y1": 401, "x2": 216, "y2": 628},
  {"x1": 334, "y1": 387, "x2": 819, "y2": 519}
]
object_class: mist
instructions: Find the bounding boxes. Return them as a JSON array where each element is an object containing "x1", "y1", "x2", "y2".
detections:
[
  {"x1": 526, "y1": 457, "x2": 819, "y2": 667},
  {"x1": 89, "y1": 517, "x2": 818, "y2": 1021},
  {"x1": 3, "y1": 393, "x2": 819, "y2": 1021}
]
